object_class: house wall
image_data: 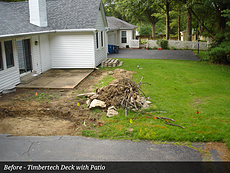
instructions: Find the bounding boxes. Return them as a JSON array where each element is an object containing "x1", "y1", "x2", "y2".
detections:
[
  {"x1": 0, "y1": 38, "x2": 20, "y2": 91},
  {"x1": 117, "y1": 30, "x2": 133, "y2": 48},
  {"x1": 31, "y1": 36, "x2": 42, "y2": 74},
  {"x1": 95, "y1": 6, "x2": 107, "y2": 67},
  {"x1": 50, "y1": 32, "x2": 95, "y2": 68},
  {"x1": 40, "y1": 34, "x2": 51, "y2": 72},
  {"x1": 108, "y1": 31, "x2": 117, "y2": 45}
]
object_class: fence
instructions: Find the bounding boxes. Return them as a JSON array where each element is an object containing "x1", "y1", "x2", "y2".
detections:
[
  {"x1": 147, "y1": 40, "x2": 209, "y2": 51},
  {"x1": 130, "y1": 39, "x2": 139, "y2": 49}
]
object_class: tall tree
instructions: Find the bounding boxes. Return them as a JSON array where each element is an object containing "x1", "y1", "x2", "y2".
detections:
[
  {"x1": 116, "y1": 0, "x2": 161, "y2": 37},
  {"x1": 156, "y1": 0, "x2": 176, "y2": 40}
]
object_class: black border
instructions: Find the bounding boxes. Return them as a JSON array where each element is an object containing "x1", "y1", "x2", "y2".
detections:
[{"x1": 0, "y1": 162, "x2": 230, "y2": 173}]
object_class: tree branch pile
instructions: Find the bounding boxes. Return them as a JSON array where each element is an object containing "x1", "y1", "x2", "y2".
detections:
[
  {"x1": 78, "y1": 75, "x2": 185, "y2": 129},
  {"x1": 78, "y1": 76, "x2": 151, "y2": 112}
]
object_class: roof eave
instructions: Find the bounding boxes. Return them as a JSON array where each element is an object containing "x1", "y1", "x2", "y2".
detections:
[{"x1": 0, "y1": 29, "x2": 97, "y2": 38}]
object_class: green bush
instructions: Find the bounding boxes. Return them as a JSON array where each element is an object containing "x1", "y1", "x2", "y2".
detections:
[
  {"x1": 170, "y1": 46, "x2": 176, "y2": 50},
  {"x1": 207, "y1": 9, "x2": 230, "y2": 64},
  {"x1": 207, "y1": 30, "x2": 230, "y2": 64},
  {"x1": 156, "y1": 39, "x2": 168, "y2": 49}
]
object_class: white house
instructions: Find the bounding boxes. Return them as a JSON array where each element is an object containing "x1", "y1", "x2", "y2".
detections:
[
  {"x1": 0, "y1": 0, "x2": 108, "y2": 92},
  {"x1": 106, "y1": 16, "x2": 137, "y2": 48}
]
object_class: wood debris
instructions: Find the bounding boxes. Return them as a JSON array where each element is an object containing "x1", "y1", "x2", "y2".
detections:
[{"x1": 78, "y1": 75, "x2": 185, "y2": 129}]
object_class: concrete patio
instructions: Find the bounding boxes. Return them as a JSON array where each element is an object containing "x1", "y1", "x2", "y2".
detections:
[{"x1": 16, "y1": 69, "x2": 94, "y2": 89}]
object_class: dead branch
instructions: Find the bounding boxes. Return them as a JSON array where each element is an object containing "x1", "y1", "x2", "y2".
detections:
[
  {"x1": 165, "y1": 122, "x2": 185, "y2": 129},
  {"x1": 132, "y1": 110, "x2": 184, "y2": 129},
  {"x1": 138, "y1": 75, "x2": 144, "y2": 87}
]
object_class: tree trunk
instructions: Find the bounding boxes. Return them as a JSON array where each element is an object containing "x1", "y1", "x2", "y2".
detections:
[
  {"x1": 178, "y1": 7, "x2": 181, "y2": 41},
  {"x1": 166, "y1": 1, "x2": 170, "y2": 40},
  {"x1": 186, "y1": 8, "x2": 192, "y2": 41},
  {"x1": 214, "y1": 3, "x2": 226, "y2": 30},
  {"x1": 190, "y1": 8, "x2": 215, "y2": 39},
  {"x1": 151, "y1": 22, "x2": 155, "y2": 38},
  {"x1": 217, "y1": 10, "x2": 226, "y2": 30}
]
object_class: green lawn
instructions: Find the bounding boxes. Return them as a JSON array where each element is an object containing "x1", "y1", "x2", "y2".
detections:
[
  {"x1": 193, "y1": 50, "x2": 209, "y2": 61},
  {"x1": 82, "y1": 58, "x2": 230, "y2": 150}
]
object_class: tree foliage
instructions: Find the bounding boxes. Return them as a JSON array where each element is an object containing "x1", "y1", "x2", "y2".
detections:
[
  {"x1": 207, "y1": 9, "x2": 230, "y2": 64},
  {"x1": 2, "y1": 0, "x2": 230, "y2": 64}
]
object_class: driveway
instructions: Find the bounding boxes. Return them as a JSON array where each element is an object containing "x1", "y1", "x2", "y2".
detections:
[
  {"x1": 108, "y1": 49, "x2": 200, "y2": 61},
  {"x1": 0, "y1": 134, "x2": 222, "y2": 162}
]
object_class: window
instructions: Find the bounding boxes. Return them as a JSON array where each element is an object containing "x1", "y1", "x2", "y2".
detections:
[
  {"x1": 4, "y1": 40, "x2": 14, "y2": 68},
  {"x1": 121, "y1": 31, "x2": 127, "y2": 43},
  {"x1": 96, "y1": 32, "x2": 99, "y2": 49},
  {"x1": 0, "y1": 42, "x2": 3, "y2": 71},
  {"x1": 101, "y1": 31, "x2": 104, "y2": 47}
]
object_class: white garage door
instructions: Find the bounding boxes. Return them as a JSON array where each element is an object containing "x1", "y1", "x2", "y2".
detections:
[{"x1": 50, "y1": 33, "x2": 95, "y2": 68}]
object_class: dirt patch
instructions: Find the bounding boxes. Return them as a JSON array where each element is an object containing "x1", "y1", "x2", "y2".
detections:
[
  {"x1": 204, "y1": 142, "x2": 230, "y2": 161},
  {"x1": 0, "y1": 69, "x2": 133, "y2": 136}
]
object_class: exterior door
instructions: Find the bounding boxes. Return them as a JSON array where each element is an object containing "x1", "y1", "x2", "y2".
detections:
[{"x1": 17, "y1": 39, "x2": 32, "y2": 74}]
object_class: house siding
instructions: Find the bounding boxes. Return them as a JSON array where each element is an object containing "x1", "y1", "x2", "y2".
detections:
[
  {"x1": 40, "y1": 34, "x2": 51, "y2": 72},
  {"x1": 31, "y1": 36, "x2": 42, "y2": 74},
  {"x1": 108, "y1": 31, "x2": 117, "y2": 45},
  {"x1": 50, "y1": 32, "x2": 95, "y2": 68},
  {"x1": 118, "y1": 30, "x2": 133, "y2": 48},
  {"x1": 0, "y1": 39, "x2": 20, "y2": 91},
  {"x1": 95, "y1": 7, "x2": 107, "y2": 67}
]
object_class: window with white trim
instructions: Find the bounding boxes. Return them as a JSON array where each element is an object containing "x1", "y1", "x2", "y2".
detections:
[
  {"x1": 101, "y1": 31, "x2": 104, "y2": 47},
  {"x1": 0, "y1": 42, "x2": 3, "y2": 71},
  {"x1": 4, "y1": 40, "x2": 14, "y2": 68},
  {"x1": 121, "y1": 31, "x2": 127, "y2": 43},
  {"x1": 96, "y1": 32, "x2": 99, "y2": 49}
]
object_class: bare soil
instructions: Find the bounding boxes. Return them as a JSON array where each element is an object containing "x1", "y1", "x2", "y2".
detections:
[
  {"x1": 0, "y1": 68, "x2": 229, "y2": 161},
  {"x1": 0, "y1": 69, "x2": 133, "y2": 136}
]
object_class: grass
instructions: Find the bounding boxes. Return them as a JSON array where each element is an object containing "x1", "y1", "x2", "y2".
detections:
[
  {"x1": 82, "y1": 58, "x2": 230, "y2": 150},
  {"x1": 93, "y1": 75, "x2": 114, "y2": 90},
  {"x1": 193, "y1": 50, "x2": 209, "y2": 61}
]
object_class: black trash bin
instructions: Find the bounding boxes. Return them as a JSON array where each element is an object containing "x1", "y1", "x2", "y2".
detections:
[{"x1": 114, "y1": 45, "x2": 119, "y2": 54}]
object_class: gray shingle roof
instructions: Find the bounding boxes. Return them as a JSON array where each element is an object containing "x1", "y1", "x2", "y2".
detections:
[
  {"x1": 106, "y1": 16, "x2": 137, "y2": 30},
  {"x1": 0, "y1": 0, "x2": 102, "y2": 37}
]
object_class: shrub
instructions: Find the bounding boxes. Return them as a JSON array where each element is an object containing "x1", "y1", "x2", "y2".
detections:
[
  {"x1": 206, "y1": 9, "x2": 230, "y2": 64},
  {"x1": 156, "y1": 39, "x2": 168, "y2": 49},
  {"x1": 170, "y1": 46, "x2": 176, "y2": 50},
  {"x1": 207, "y1": 30, "x2": 230, "y2": 64}
]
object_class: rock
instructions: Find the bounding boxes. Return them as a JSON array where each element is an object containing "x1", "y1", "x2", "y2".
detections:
[
  {"x1": 89, "y1": 99, "x2": 106, "y2": 109},
  {"x1": 146, "y1": 101, "x2": 151, "y2": 104},
  {"x1": 126, "y1": 128, "x2": 134, "y2": 133},
  {"x1": 108, "y1": 71, "x2": 114, "y2": 75},
  {"x1": 142, "y1": 102, "x2": 149, "y2": 109},
  {"x1": 106, "y1": 106, "x2": 118, "y2": 117}
]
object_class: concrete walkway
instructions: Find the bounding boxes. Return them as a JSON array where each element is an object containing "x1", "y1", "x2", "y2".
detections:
[
  {"x1": 108, "y1": 49, "x2": 200, "y2": 61},
  {"x1": 16, "y1": 69, "x2": 93, "y2": 89}
]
